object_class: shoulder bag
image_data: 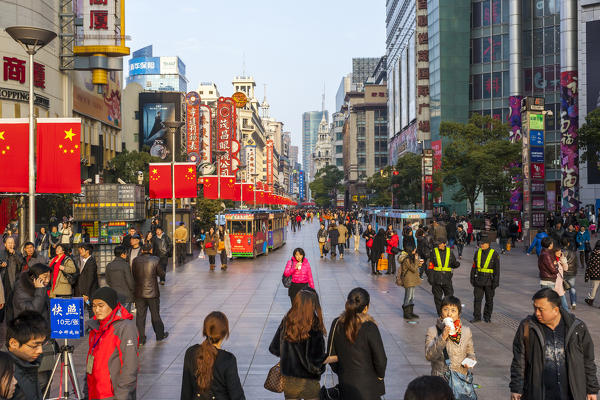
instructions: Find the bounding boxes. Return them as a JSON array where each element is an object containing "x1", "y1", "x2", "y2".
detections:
[
  {"x1": 63, "y1": 258, "x2": 80, "y2": 286},
  {"x1": 443, "y1": 347, "x2": 477, "y2": 400},
  {"x1": 282, "y1": 272, "x2": 293, "y2": 288},
  {"x1": 377, "y1": 255, "x2": 388, "y2": 271},
  {"x1": 320, "y1": 319, "x2": 340, "y2": 400},
  {"x1": 264, "y1": 328, "x2": 285, "y2": 393}
]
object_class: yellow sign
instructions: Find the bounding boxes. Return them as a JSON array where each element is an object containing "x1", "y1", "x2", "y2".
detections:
[{"x1": 232, "y1": 92, "x2": 248, "y2": 108}]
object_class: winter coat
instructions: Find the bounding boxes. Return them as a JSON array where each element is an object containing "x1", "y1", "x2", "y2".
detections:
[
  {"x1": 7, "y1": 350, "x2": 42, "y2": 400},
  {"x1": 24, "y1": 253, "x2": 46, "y2": 270},
  {"x1": 538, "y1": 248, "x2": 558, "y2": 282},
  {"x1": 328, "y1": 227, "x2": 340, "y2": 246},
  {"x1": 586, "y1": 249, "x2": 600, "y2": 281},
  {"x1": 86, "y1": 304, "x2": 138, "y2": 400},
  {"x1": 362, "y1": 228, "x2": 375, "y2": 241},
  {"x1": 562, "y1": 248, "x2": 578, "y2": 278},
  {"x1": 35, "y1": 232, "x2": 50, "y2": 251},
  {"x1": 550, "y1": 227, "x2": 565, "y2": 246},
  {"x1": 283, "y1": 258, "x2": 314, "y2": 288},
  {"x1": 416, "y1": 235, "x2": 432, "y2": 261},
  {"x1": 49, "y1": 256, "x2": 76, "y2": 298},
  {"x1": 498, "y1": 223, "x2": 510, "y2": 239},
  {"x1": 132, "y1": 253, "x2": 165, "y2": 299},
  {"x1": 470, "y1": 248, "x2": 500, "y2": 288},
  {"x1": 370, "y1": 231, "x2": 387, "y2": 263},
  {"x1": 385, "y1": 234, "x2": 399, "y2": 254},
  {"x1": 327, "y1": 314, "x2": 387, "y2": 400},
  {"x1": 426, "y1": 247, "x2": 460, "y2": 286},
  {"x1": 563, "y1": 229, "x2": 577, "y2": 250},
  {"x1": 456, "y1": 230, "x2": 467, "y2": 245},
  {"x1": 527, "y1": 232, "x2": 549, "y2": 256},
  {"x1": 510, "y1": 310, "x2": 599, "y2": 400},
  {"x1": 337, "y1": 224, "x2": 349, "y2": 242},
  {"x1": 181, "y1": 346, "x2": 245, "y2": 400},
  {"x1": 12, "y1": 271, "x2": 50, "y2": 327},
  {"x1": 554, "y1": 255, "x2": 569, "y2": 297},
  {"x1": 398, "y1": 252, "x2": 421, "y2": 288},
  {"x1": 74, "y1": 255, "x2": 99, "y2": 298},
  {"x1": 152, "y1": 233, "x2": 172, "y2": 258},
  {"x1": 576, "y1": 230, "x2": 591, "y2": 251},
  {"x1": 269, "y1": 319, "x2": 327, "y2": 380},
  {"x1": 425, "y1": 319, "x2": 476, "y2": 377},
  {"x1": 204, "y1": 232, "x2": 219, "y2": 256},
  {"x1": 0, "y1": 249, "x2": 24, "y2": 300},
  {"x1": 105, "y1": 257, "x2": 135, "y2": 303},
  {"x1": 317, "y1": 228, "x2": 328, "y2": 242}
]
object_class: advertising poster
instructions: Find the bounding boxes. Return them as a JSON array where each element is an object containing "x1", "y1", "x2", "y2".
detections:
[
  {"x1": 139, "y1": 92, "x2": 182, "y2": 160},
  {"x1": 431, "y1": 140, "x2": 442, "y2": 170},
  {"x1": 586, "y1": 20, "x2": 600, "y2": 184},
  {"x1": 530, "y1": 130, "x2": 544, "y2": 146},
  {"x1": 72, "y1": 71, "x2": 122, "y2": 128}
]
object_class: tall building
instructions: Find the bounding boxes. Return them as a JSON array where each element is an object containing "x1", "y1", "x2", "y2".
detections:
[
  {"x1": 290, "y1": 145, "x2": 299, "y2": 167},
  {"x1": 126, "y1": 46, "x2": 188, "y2": 92},
  {"x1": 302, "y1": 110, "x2": 328, "y2": 182},
  {"x1": 312, "y1": 113, "x2": 334, "y2": 175},
  {"x1": 336, "y1": 74, "x2": 352, "y2": 112},
  {"x1": 332, "y1": 112, "x2": 345, "y2": 169}
]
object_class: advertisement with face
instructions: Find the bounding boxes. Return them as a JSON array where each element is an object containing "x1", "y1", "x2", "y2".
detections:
[{"x1": 139, "y1": 92, "x2": 182, "y2": 160}]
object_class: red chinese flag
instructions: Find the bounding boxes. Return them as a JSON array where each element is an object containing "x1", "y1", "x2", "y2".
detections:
[
  {"x1": 149, "y1": 163, "x2": 172, "y2": 199},
  {"x1": 233, "y1": 183, "x2": 243, "y2": 201},
  {"x1": 36, "y1": 118, "x2": 81, "y2": 193},
  {"x1": 174, "y1": 163, "x2": 197, "y2": 198},
  {"x1": 0, "y1": 119, "x2": 28, "y2": 192},
  {"x1": 199, "y1": 176, "x2": 218, "y2": 199},
  {"x1": 219, "y1": 176, "x2": 236, "y2": 200},
  {"x1": 242, "y1": 183, "x2": 255, "y2": 203},
  {"x1": 200, "y1": 176, "x2": 235, "y2": 200}
]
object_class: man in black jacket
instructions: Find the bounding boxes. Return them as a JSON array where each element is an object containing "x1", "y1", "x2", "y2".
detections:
[
  {"x1": 151, "y1": 226, "x2": 171, "y2": 285},
  {"x1": 132, "y1": 243, "x2": 168, "y2": 345},
  {"x1": 75, "y1": 243, "x2": 99, "y2": 317},
  {"x1": 105, "y1": 245, "x2": 135, "y2": 311},
  {"x1": 426, "y1": 239, "x2": 460, "y2": 316},
  {"x1": 469, "y1": 237, "x2": 500, "y2": 323},
  {"x1": 510, "y1": 288, "x2": 599, "y2": 400}
]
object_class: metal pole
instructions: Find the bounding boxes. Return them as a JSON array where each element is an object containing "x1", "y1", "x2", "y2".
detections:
[
  {"x1": 28, "y1": 51, "x2": 35, "y2": 243},
  {"x1": 172, "y1": 129, "x2": 176, "y2": 270}
]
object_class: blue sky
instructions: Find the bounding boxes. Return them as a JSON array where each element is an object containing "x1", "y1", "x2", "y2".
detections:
[{"x1": 125, "y1": 0, "x2": 385, "y2": 152}]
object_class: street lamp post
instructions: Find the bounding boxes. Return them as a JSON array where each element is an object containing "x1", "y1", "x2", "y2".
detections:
[
  {"x1": 236, "y1": 165, "x2": 246, "y2": 208},
  {"x1": 214, "y1": 150, "x2": 227, "y2": 227},
  {"x1": 5, "y1": 26, "x2": 56, "y2": 243},
  {"x1": 163, "y1": 121, "x2": 184, "y2": 270},
  {"x1": 251, "y1": 173, "x2": 259, "y2": 208}
]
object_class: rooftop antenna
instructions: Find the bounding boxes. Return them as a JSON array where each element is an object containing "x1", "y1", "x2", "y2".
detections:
[{"x1": 261, "y1": 83, "x2": 270, "y2": 119}]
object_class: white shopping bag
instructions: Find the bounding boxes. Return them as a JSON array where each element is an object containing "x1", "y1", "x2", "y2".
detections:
[{"x1": 198, "y1": 249, "x2": 205, "y2": 259}]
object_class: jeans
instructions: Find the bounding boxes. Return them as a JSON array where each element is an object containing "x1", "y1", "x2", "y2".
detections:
[
  {"x1": 456, "y1": 244, "x2": 464, "y2": 257},
  {"x1": 565, "y1": 277, "x2": 576, "y2": 305},
  {"x1": 588, "y1": 280, "x2": 600, "y2": 300},
  {"x1": 403, "y1": 286, "x2": 415, "y2": 306},
  {"x1": 579, "y1": 250, "x2": 590, "y2": 269},
  {"x1": 135, "y1": 297, "x2": 166, "y2": 342},
  {"x1": 387, "y1": 252, "x2": 396, "y2": 274},
  {"x1": 500, "y1": 239, "x2": 508, "y2": 252},
  {"x1": 176, "y1": 242, "x2": 186, "y2": 264}
]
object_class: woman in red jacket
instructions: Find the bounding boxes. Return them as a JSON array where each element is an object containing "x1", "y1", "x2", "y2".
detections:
[
  {"x1": 86, "y1": 287, "x2": 139, "y2": 400},
  {"x1": 386, "y1": 229, "x2": 399, "y2": 275}
]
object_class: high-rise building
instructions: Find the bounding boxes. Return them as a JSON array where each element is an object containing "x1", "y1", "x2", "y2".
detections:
[
  {"x1": 336, "y1": 74, "x2": 352, "y2": 112},
  {"x1": 126, "y1": 46, "x2": 188, "y2": 92},
  {"x1": 290, "y1": 145, "x2": 299, "y2": 167},
  {"x1": 332, "y1": 112, "x2": 345, "y2": 169},
  {"x1": 302, "y1": 110, "x2": 328, "y2": 182}
]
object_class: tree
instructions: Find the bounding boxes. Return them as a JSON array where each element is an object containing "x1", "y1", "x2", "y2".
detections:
[
  {"x1": 578, "y1": 107, "x2": 600, "y2": 167},
  {"x1": 105, "y1": 150, "x2": 162, "y2": 189},
  {"x1": 393, "y1": 153, "x2": 422, "y2": 207},
  {"x1": 309, "y1": 165, "x2": 344, "y2": 208},
  {"x1": 439, "y1": 114, "x2": 521, "y2": 213},
  {"x1": 194, "y1": 198, "x2": 223, "y2": 228},
  {"x1": 367, "y1": 166, "x2": 392, "y2": 206}
]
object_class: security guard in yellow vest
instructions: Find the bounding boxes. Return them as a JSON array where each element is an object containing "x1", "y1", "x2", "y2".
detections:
[
  {"x1": 469, "y1": 236, "x2": 500, "y2": 323},
  {"x1": 426, "y1": 239, "x2": 460, "y2": 315}
]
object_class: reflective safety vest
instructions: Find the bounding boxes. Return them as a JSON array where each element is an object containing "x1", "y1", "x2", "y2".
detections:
[
  {"x1": 433, "y1": 248, "x2": 452, "y2": 272},
  {"x1": 476, "y1": 248, "x2": 495, "y2": 273}
]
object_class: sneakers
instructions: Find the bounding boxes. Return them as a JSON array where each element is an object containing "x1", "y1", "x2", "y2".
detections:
[
  {"x1": 585, "y1": 298, "x2": 594, "y2": 307},
  {"x1": 571, "y1": 304, "x2": 576, "y2": 310}
]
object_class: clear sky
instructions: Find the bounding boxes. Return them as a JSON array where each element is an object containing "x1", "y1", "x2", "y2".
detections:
[{"x1": 124, "y1": 0, "x2": 386, "y2": 153}]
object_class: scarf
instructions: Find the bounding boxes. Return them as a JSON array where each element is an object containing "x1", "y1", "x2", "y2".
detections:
[
  {"x1": 448, "y1": 319, "x2": 462, "y2": 344},
  {"x1": 49, "y1": 254, "x2": 66, "y2": 294}
]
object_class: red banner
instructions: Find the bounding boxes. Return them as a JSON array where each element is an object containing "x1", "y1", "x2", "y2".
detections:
[
  {"x1": 36, "y1": 118, "x2": 81, "y2": 193},
  {"x1": 266, "y1": 139, "x2": 274, "y2": 189},
  {"x1": 149, "y1": 163, "x2": 172, "y2": 199},
  {"x1": 185, "y1": 92, "x2": 200, "y2": 163},
  {"x1": 174, "y1": 163, "x2": 197, "y2": 198},
  {"x1": 199, "y1": 175, "x2": 236, "y2": 200},
  {"x1": 216, "y1": 98, "x2": 234, "y2": 175},
  {"x1": 0, "y1": 119, "x2": 28, "y2": 192},
  {"x1": 199, "y1": 105, "x2": 212, "y2": 166}
]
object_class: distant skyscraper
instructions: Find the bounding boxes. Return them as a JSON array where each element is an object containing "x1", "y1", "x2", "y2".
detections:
[
  {"x1": 290, "y1": 145, "x2": 299, "y2": 167},
  {"x1": 302, "y1": 110, "x2": 328, "y2": 181},
  {"x1": 126, "y1": 45, "x2": 188, "y2": 92}
]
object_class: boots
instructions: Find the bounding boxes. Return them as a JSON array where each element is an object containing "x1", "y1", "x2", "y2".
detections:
[
  {"x1": 210, "y1": 264, "x2": 215, "y2": 271},
  {"x1": 402, "y1": 305, "x2": 410, "y2": 319},
  {"x1": 407, "y1": 304, "x2": 419, "y2": 319},
  {"x1": 221, "y1": 264, "x2": 227, "y2": 271}
]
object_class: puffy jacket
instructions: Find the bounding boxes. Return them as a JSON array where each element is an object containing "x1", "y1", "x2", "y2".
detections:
[
  {"x1": 576, "y1": 230, "x2": 591, "y2": 251},
  {"x1": 132, "y1": 254, "x2": 165, "y2": 299},
  {"x1": 527, "y1": 232, "x2": 548, "y2": 256},
  {"x1": 328, "y1": 228, "x2": 340, "y2": 245},
  {"x1": 283, "y1": 258, "x2": 314, "y2": 289},
  {"x1": 386, "y1": 234, "x2": 399, "y2": 254},
  {"x1": 426, "y1": 247, "x2": 460, "y2": 286},
  {"x1": 510, "y1": 310, "x2": 599, "y2": 400},
  {"x1": 398, "y1": 252, "x2": 421, "y2": 288},
  {"x1": 470, "y1": 248, "x2": 500, "y2": 288},
  {"x1": 86, "y1": 304, "x2": 138, "y2": 400},
  {"x1": 538, "y1": 248, "x2": 558, "y2": 282},
  {"x1": 7, "y1": 350, "x2": 42, "y2": 400}
]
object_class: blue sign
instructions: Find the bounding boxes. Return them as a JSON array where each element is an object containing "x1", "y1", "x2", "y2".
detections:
[
  {"x1": 530, "y1": 130, "x2": 544, "y2": 146},
  {"x1": 299, "y1": 171, "x2": 305, "y2": 200},
  {"x1": 289, "y1": 173, "x2": 294, "y2": 194},
  {"x1": 530, "y1": 147, "x2": 544, "y2": 163},
  {"x1": 129, "y1": 57, "x2": 161, "y2": 76},
  {"x1": 215, "y1": 214, "x2": 226, "y2": 226},
  {"x1": 50, "y1": 298, "x2": 84, "y2": 339}
]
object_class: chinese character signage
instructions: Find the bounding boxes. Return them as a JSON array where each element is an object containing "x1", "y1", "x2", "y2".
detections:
[
  {"x1": 416, "y1": 0, "x2": 430, "y2": 141},
  {"x1": 129, "y1": 57, "x2": 160, "y2": 75},
  {"x1": 186, "y1": 91, "x2": 200, "y2": 163},
  {"x1": 530, "y1": 130, "x2": 544, "y2": 146},
  {"x1": 531, "y1": 162, "x2": 545, "y2": 179},
  {"x1": 266, "y1": 139, "x2": 274, "y2": 189},
  {"x1": 299, "y1": 170, "x2": 305, "y2": 200},
  {"x1": 216, "y1": 98, "x2": 236, "y2": 175},
  {"x1": 3, "y1": 57, "x2": 46, "y2": 89},
  {"x1": 50, "y1": 298, "x2": 84, "y2": 339},
  {"x1": 246, "y1": 141, "x2": 256, "y2": 179},
  {"x1": 83, "y1": 0, "x2": 116, "y2": 46},
  {"x1": 199, "y1": 105, "x2": 212, "y2": 166}
]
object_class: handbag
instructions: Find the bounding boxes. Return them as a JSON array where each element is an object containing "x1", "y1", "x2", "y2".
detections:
[
  {"x1": 218, "y1": 241, "x2": 225, "y2": 252},
  {"x1": 264, "y1": 329, "x2": 285, "y2": 393},
  {"x1": 377, "y1": 255, "x2": 388, "y2": 271},
  {"x1": 282, "y1": 273, "x2": 293, "y2": 288},
  {"x1": 319, "y1": 236, "x2": 326, "y2": 243},
  {"x1": 391, "y1": 246, "x2": 400, "y2": 255},
  {"x1": 443, "y1": 348, "x2": 477, "y2": 400},
  {"x1": 366, "y1": 238, "x2": 373, "y2": 248},
  {"x1": 320, "y1": 319, "x2": 340, "y2": 400},
  {"x1": 205, "y1": 242, "x2": 213, "y2": 249},
  {"x1": 559, "y1": 272, "x2": 572, "y2": 291}
]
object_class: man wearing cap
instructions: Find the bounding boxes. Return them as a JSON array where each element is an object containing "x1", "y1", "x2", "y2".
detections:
[
  {"x1": 126, "y1": 234, "x2": 142, "y2": 268},
  {"x1": 427, "y1": 239, "x2": 460, "y2": 315},
  {"x1": 87, "y1": 287, "x2": 138, "y2": 400},
  {"x1": 174, "y1": 222, "x2": 188, "y2": 266},
  {"x1": 470, "y1": 236, "x2": 500, "y2": 323}
]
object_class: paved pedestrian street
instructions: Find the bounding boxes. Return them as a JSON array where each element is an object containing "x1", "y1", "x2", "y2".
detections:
[{"x1": 61, "y1": 221, "x2": 600, "y2": 400}]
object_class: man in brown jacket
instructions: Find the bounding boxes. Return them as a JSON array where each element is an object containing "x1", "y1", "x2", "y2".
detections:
[{"x1": 538, "y1": 237, "x2": 558, "y2": 290}]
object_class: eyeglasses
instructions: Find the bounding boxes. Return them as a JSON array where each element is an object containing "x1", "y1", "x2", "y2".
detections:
[{"x1": 24, "y1": 341, "x2": 47, "y2": 350}]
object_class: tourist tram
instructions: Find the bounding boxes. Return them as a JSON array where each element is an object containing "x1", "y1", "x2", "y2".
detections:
[
  {"x1": 267, "y1": 210, "x2": 286, "y2": 250},
  {"x1": 366, "y1": 208, "x2": 431, "y2": 235},
  {"x1": 225, "y1": 209, "x2": 286, "y2": 258}
]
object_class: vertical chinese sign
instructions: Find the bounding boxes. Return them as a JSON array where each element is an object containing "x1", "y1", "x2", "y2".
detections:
[
  {"x1": 416, "y1": 0, "x2": 430, "y2": 143},
  {"x1": 199, "y1": 104, "x2": 212, "y2": 168},
  {"x1": 83, "y1": 0, "x2": 115, "y2": 46},
  {"x1": 245, "y1": 139, "x2": 256, "y2": 180},
  {"x1": 508, "y1": 95, "x2": 523, "y2": 211},
  {"x1": 216, "y1": 97, "x2": 234, "y2": 175},
  {"x1": 266, "y1": 139, "x2": 274, "y2": 190},
  {"x1": 299, "y1": 170, "x2": 305, "y2": 201},
  {"x1": 560, "y1": 71, "x2": 579, "y2": 213},
  {"x1": 185, "y1": 91, "x2": 200, "y2": 163}
]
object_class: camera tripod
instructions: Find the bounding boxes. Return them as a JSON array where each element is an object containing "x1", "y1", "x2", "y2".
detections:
[{"x1": 44, "y1": 339, "x2": 82, "y2": 400}]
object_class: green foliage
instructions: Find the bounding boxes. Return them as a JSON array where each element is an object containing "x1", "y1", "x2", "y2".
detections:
[
  {"x1": 393, "y1": 153, "x2": 422, "y2": 207},
  {"x1": 367, "y1": 166, "x2": 392, "y2": 206},
  {"x1": 309, "y1": 165, "x2": 344, "y2": 208},
  {"x1": 439, "y1": 114, "x2": 522, "y2": 213},
  {"x1": 578, "y1": 108, "x2": 600, "y2": 167},
  {"x1": 194, "y1": 197, "x2": 223, "y2": 228},
  {"x1": 105, "y1": 150, "x2": 162, "y2": 188},
  {"x1": 37, "y1": 194, "x2": 76, "y2": 223}
]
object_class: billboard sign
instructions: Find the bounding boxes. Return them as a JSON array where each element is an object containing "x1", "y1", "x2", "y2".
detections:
[
  {"x1": 216, "y1": 98, "x2": 234, "y2": 175},
  {"x1": 129, "y1": 57, "x2": 160, "y2": 76},
  {"x1": 530, "y1": 130, "x2": 544, "y2": 146},
  {"x1": 186, "y1": 92, "x2": 200, "y2": 163},
  {"x1": 82, "y1": 0, "x2": 116, "y2": 46},
  {"x1": 299, "y1": 170, "x2": 305, "y2": 200},
  {"x1": 266, "y1": 139, "x2": 274, "y2": 188},
  {"x1": 531, "y1": 162, "x2": 545, "y2": 179},
  {"x1": 139, "y1": 92, "x2": 182, "y2": 160},
  {"x1": 199, "y1": 105, "x2": 212, "y2": 168},
  {"x1": 72, "y1": 70, "x2": 122, "y2": 128},
  {"x1": 416, "y1": 0, "x2": 431, "y2": 141},
  {"x1": 50, "y1": 297, "x2": 84, "y2": 339},
  {"x1": 160, "y1": 57, "x2": 179, "y2": 74},
  {"x1": 530, "y1": 147, "x2": 544, "y2": 163}
]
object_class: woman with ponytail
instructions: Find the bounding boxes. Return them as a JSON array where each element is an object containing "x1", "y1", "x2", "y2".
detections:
[
  {"x1": 327, "y1": 287, "x2": 387, "y2": 400},
  {"x1": 181, "y1": 312, "x2": 245, "y2": 400}
]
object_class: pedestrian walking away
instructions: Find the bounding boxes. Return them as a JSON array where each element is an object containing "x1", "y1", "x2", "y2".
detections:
[
  {"x1": 181, "y1": 311, "x2": 245, "y2": 400},
  {"x1": 470, "y1": 236, "x2": 500, "y2": 323},
  {"x1": 282, "y1": 248, "x2": 314, "y2": 302},
  {"x1": 510, "y1": 288, "x2": 599, "y2": 400},
  {"x1": 328, "y1": 223, "x2": 340, "y2": 259},
  {"x1": 426, "y1": 240, "x2": 460, "y2": 316},
  {"x1": 337, "y1": 222, "x2": 347, "y2": 258},
  {"x1": 576, "y1": 225, "x2": 591, "y2": 269}
]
